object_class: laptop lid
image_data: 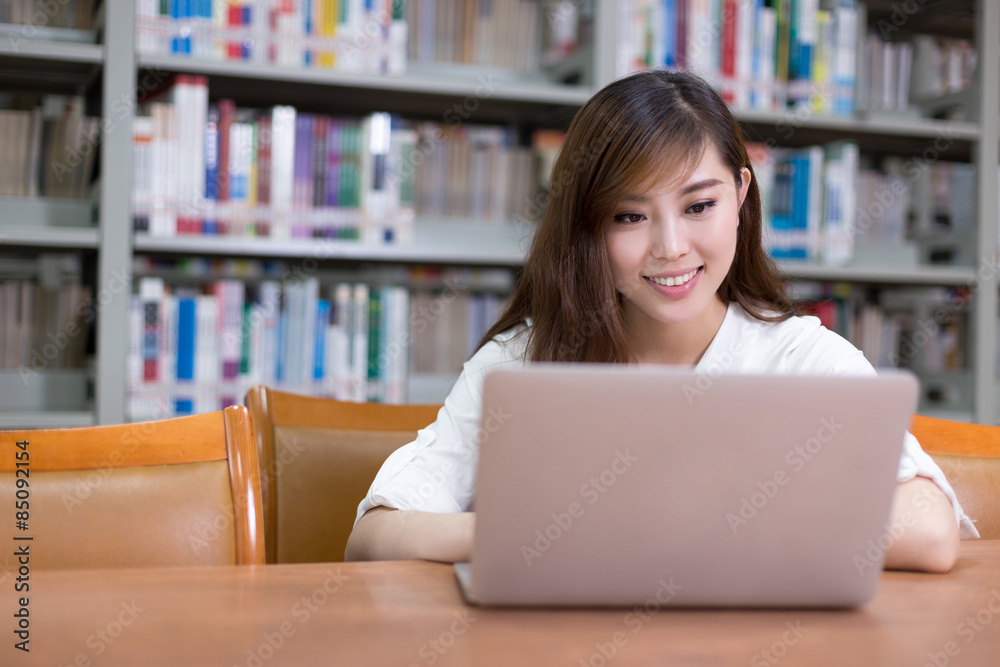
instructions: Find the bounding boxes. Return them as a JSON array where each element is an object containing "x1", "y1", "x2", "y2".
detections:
[{"x1": 462, "y1": 365, "x2": 918, "y2": 608}]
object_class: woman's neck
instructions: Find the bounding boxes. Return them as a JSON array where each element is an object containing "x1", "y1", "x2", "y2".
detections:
[{"x1": 626, "y1": 299, "x2": 729, "y2": 366}]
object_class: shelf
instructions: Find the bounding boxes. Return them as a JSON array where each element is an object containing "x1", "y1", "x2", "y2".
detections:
[
  {"x1": 0, "y1": 411, "x2": 96, "y2": 429},
  {"x1": 0, "y1": 224, "x2": 99, "y2": 250},
  {"x1": 0, "y1": 30, "x2": 102, "y2": 89},
  {"x1": 778, "y1": 262, "x2": 976, "y2": 286},
  {"x1": 136, "y1": 55, "x2": 589, "y2": 125},
  {"x1": 139, "y1": 55, "x2": 592, "y2": 105},
  {"x1": 134, "y1": 219, "x2": 531, "y2": 266},
  {"x1": 0, "y1": 37, "x2": 101, "y2": 62},
  {"x1": 735, "y1": 109, "x2": 980, "y2": 141}
]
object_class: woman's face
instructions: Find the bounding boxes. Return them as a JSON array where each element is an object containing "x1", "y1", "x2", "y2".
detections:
[{"x1": 603, "y1": 144, "x2": 750, "y2": 353}]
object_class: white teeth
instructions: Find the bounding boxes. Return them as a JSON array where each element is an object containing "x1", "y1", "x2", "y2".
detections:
[{"x1": 649, "y1": 270, "x2": 696, "y2": 287}]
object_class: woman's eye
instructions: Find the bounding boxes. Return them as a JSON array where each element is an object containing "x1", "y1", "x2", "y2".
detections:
[
  {"x1": 613, "y1": 213, "x2": 644, "y2": 224},
  {"x1": 688, "y1": 201, "x2": 716, "y2": 215}
]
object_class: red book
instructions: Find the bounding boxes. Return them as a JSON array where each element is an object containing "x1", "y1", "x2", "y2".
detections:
[
  {"x1": 228, "y1": 4, "x2": 242, "y2": 60},
  {"x1": 217, "y1": 99, "x2": 236, "y2": 234},
  {"x1": 256, "y1": 114, "x2": 272, "y2": 237},
  {"x1": 676, "y1": 0, "x2": 688, "y2": 69},
  {"x1": 722, "y1": 0, "x2": 738, "y2": 103}
]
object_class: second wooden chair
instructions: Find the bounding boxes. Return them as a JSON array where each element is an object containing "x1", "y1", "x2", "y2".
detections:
[{"x1": 245, "y1": 386, "x2": 441, "y2": 563}]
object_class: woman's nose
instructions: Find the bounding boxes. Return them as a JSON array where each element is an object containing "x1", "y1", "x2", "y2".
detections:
[{"x1": 650, "y1": 216, "x2": 690, "y2": 260}]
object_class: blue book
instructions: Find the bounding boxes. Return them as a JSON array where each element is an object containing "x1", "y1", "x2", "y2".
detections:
[
  {"x1": 276, "y1": 308, "x2": 287, "y2": 383},
  {"x1": 169, "y1": 0, "x2": 181, "y2": 53},
  {"x1": 314, "y1": 299, "x2": 330, "y2": 380},
  {"x1": 203, "y1": 105, "x2": 220, "y2": 235},
  {"x1": 769, "y1": 159, "x2": 795, "y2": 260},
  {"x1": 787, "y1": 151, "x2": 812, "y2": 260},
  {"x1": 662, "y1": 0, "x2": 677, "y2": 68},
  {"x1": 175, "y1": 297, "x2": 196, "y2": 415},
  {"x1": 304, "y1": 0, "x2": 313, "y2": 65}
]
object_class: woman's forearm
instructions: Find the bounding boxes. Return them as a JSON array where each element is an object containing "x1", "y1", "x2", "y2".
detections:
[
  {"x1": 345, "y1": 507, "x2": 475, "y2": 563},
  {"x1": 883, "y1": 476, "x2": 960, "y2": 573}
]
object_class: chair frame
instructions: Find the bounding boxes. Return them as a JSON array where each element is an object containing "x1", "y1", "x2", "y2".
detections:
[
  {"x1": 0, "y1": 405, "x2": 265, "y2": 566},
  {"x1": 246, "y1": 385, "x2": 441, "y2": 563}
]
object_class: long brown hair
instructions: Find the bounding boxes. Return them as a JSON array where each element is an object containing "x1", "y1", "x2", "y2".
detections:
[{"x1": 480, "y1": 69, "x2": 795, "y2": 362}]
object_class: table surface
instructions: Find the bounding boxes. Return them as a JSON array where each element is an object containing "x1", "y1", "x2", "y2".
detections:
[{"x1": 6, "y1": 541, "x2": 1000, "y2": 667}]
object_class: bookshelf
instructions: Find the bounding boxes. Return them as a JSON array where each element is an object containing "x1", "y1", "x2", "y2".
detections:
[
  {"x1": 0, "y1": 6, "x2": 105, "y2": 428},
  {"x1": 597, "y1": 0, "x2": 999, "y2": 424},
  {"x1": 4, "y1": 0, "x2": 998, "y2": 426}
]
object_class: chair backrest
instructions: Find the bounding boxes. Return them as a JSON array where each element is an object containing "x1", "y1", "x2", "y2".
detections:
[
  {"x1": 927, "y1": 453, "x2": 1000, "y2": 540},
  {"x1": 245, "y1": 386, "x2": 441, "y2": 563},
  {"x1": 911, "y1": 414, "x2": 1000, "y2": 540},
  {"x1": 0, "y1": 406, "x2": 264, "y2": 570}
]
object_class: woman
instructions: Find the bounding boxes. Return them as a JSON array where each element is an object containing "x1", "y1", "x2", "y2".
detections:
[{"x1": 346, "y1": 69, "x2": 975, "y2": 568}]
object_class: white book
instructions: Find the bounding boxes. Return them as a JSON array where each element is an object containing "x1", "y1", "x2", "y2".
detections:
[
  {"x1": 161, "y1": 293, "x2": 177, "y2": 387},
  {"x1": 26, "y1": 107, "x2": 41, "y2": 197},
  {"x1": 687, "y1": 0, "x2": 714, "y2": 79},
  {"x1": 127, "y1": 295, "x2": 143, "y2": 419},
  {"x1": 132, "y1": 115, "x2": 154, "y2": 231},
  {"x1": 350, "y1": 283, "x2": 369, "y2": 402},
  {"x1": 150, "y1": 102, "x2": 177, "y2": 236},
  {"x1": 821, "y1": 140, "x2": 859, "y2": 266},
  {"x1": 831, "y1": 3, "x2": 857, "y2": 115},
  {"x1": 755, "y1": 6, "x2": 777, "y2": 111},
  {"x1": 196, "y1": 294, "x2": 219, "y2": 386},
  {"x1": 735, "y1": 0, "x2": 754, "y2": 109},
  {"x1": 282, "y1": 281, "x2": 302, "y2": 388},
  {"x1": 269, "y1": 106, "x2": 296, "y2": 239},
  {"x1": 387, "y1": 286, "x2": 410, "y2": 404},
  {"x1": 330, "y1": 283, "x2": 353, "y2": 400},
  {"x1": 805, "y1": 145, "x2": 824, "y2": 262},
  {"x1": 258, "y1": 280, "x2": 282, "y2": 385},
  {"x1": 896, "y1": 41, "x2": 913, "y2": 111},
  {"x1": 302, "y1": 277, "x2": 319, "y2": 388}
]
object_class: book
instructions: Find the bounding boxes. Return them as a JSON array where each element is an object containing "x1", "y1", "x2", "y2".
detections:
[{"x1": 820, "y1": 140, "x2": 859, "y2": 266}]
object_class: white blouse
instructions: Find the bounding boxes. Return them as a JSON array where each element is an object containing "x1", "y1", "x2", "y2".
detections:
[{"x1": 357, "y1": 302, "x2": 979, "y2": 538}]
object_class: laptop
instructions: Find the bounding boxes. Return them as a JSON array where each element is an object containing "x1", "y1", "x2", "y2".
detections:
[{"x1": 455, "y1": 364, "x2": 919, "y2": 608}]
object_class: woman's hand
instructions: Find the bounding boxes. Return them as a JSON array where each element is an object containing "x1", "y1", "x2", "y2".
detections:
[
  {"x1": 883, "y1": 476, "x2": 960, "y2": 573},
  {"x1": 345, "y1": 507, "x2": 475, "y2": 563}
]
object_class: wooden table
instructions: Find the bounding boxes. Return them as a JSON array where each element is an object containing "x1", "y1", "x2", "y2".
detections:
[{"x1": 7, "y1": 541, "x2": 1000, "y2": 666}]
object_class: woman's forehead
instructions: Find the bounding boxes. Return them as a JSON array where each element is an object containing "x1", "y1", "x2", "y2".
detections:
[{"x1": 626, "y1": 142, "x2": 724, "y2": 195}]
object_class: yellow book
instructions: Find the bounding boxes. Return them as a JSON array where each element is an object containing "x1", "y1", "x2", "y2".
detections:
[{"x1": 812, "y1": 10, "x2": 831, "y2": 114}]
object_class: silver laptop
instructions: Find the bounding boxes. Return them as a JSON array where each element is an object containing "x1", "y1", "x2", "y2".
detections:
[{"x1": 455, "y1": 364, "x2": 918, "y2": 608}]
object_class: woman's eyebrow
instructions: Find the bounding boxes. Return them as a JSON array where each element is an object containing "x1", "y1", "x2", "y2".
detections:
[
  {"x1": 679, "y1": 178, "x2": 724, "y2": 196},
  {"x1": 618, "y1": 178, "x2": 726, "y2": 204}
]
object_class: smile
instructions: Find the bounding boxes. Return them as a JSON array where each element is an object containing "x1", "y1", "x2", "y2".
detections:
[{"x1": 647, "y1": 270, "x2": 698, "y2": 287}]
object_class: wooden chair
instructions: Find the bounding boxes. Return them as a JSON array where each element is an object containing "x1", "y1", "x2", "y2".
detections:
[
  {"x1": 245, "y1": 386, "x2": 442, "y2": 564},
  {"x1": 911, "y1": 415, "x2": 1000, "y2": 539},
  {"x1": 0, "y1": 405, "x2": 264, "y2": 570}
]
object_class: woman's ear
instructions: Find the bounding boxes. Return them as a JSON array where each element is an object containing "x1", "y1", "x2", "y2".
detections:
[{"x1": 737, "y1": 168, "x2": 751, "y2": 209}]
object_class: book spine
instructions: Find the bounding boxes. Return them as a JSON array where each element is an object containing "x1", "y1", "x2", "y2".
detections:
[
  {"x1": 350, "y1": 283, "x2": 369, "y2": 401},
  {"x1": 331, "y1": 283, "x2": 352, "y2": 400},
  {"x1": 255, "y1": 113, "x2": 272, "y2": 236},
  {"x1": 203, "y1": 104, "x2": 220, "y2": 234},
  {"x1": 270, "y1": 105, "x2": 297, "y2": 239},
  {"x1": 216, "y1": 98, "x2": 235, "y2": 233},
  {"x1": 175, "y1": 296, "x2": 196, "y2": 415}
]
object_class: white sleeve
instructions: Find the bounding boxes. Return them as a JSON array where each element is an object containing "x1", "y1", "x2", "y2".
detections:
[
  {"x1": 354, "y1": 333, "x2": 524, "y2": 525},
  {"x1": 815, "y1": 329, "x2": 979, "y2": 538},
  {"x1": 898, "y1": 431, "x2": 980, "y2": 539}
]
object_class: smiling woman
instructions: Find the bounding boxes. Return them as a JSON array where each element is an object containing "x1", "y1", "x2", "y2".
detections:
[
  {"x1": 604, "y1": 147, "x2": 750, "y2": 365},
  {"x1": 345, "y1": 69, "x2": 974, "y2": 570}
]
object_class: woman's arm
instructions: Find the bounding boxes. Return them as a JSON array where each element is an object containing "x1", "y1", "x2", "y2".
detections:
[
  {"x1": 345, "y1": 507, "x2": 475, "y2": 563},
  {"x1": 883, "y1": 476, "x2": 960, "y2": 573}
]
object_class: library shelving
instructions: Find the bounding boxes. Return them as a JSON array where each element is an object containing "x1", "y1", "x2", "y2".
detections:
[
  {"x1": 4, "y1": 0, "x2": 999, "y2": 426},
  {"x1": 0, "y1": 7, "x2": 107, "y2": 428}
]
